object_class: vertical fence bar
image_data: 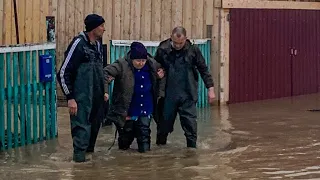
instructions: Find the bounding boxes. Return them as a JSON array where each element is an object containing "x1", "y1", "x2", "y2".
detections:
[
  {"x1": 26, "y1": 51, "x2": 32, "y2": 145},
  {"x1": 153, "y1": 47, "x2": 157, "y2": 56},
  {"x1": 19, "y1": 52, "x2": 26, "y2": 146},
  {"x1": 38, "y1": 50, "x2": 44, "y2": 141},
  {"x1": 115, "y1": 47, "x2": 120, "y2": 63},
  {"x1": 146, "y1": 47, "x2": 151, "y2": 55},
  {"x1": 120, "y1": 46, "x2": 125, "y2": 58},
  {"x1": 32, "y1": 51, "x2": 38, "y2": 143},
  {"x1": 50, "y1": 49, "x2": 57, "y2": 137},
  {"x1": 44, "y1": 49, "x2": 51, "y2": 139},
  {"x1": 44, "y1": 49, "x2": 50, "y2": 139},
  {"x1": 45, "y1": 82, "x2": 50, "y2": 140},
  {"x1": 50, "y1": 50, "x2": 58, "y2": 137},
  {"x1": 0, "y1": 53, "x2": 5, "y2": 150},
  {"x1": 13, "y1": 52, "x2": 19, "y2": 147},
  {"x1": 6, "y1": 52, "x2": 12, "y2": 149},
  {"x1": 110, "y1": 41, "x2": 115, "y2": 63},
  {"x1": 125, "y1": 46, "x2": 129, "y2": 55},
  {"x1": 38, "y1": 81, "x2": 44, "y2": 140},
  {"x1": 110, "y1": 42, "x2": 115, "y2": 94}
]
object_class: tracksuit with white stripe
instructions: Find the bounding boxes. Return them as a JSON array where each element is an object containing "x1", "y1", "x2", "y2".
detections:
[{"x1": 57, "y1": 32, "x2": 104, "y2": 162}]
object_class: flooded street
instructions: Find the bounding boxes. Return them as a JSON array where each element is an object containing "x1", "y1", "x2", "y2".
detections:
[{"x1": 1, "y1": 94, "x2": 320, "y2": 179}]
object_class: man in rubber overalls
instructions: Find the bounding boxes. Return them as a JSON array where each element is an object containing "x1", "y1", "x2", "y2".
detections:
[
  {"x1": 57, "y1": 14, "x2": 106, "y2": 162},
  {"x1": 154, "y1": 26, "x2": 216, "y2": 148}
]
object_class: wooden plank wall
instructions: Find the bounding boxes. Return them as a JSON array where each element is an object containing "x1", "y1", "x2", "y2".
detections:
[
  {"x1": 53, "y1": 0, "x2": 218, "y2": 69},
  {"x1": 1, "y1": 0, "x2": 218, "y2": 56},
  {"x1": 0, "y1": 0, "x2": 50, "y2": 45}
]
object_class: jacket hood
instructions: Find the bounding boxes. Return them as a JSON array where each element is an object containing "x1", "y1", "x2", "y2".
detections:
[{"x1": 79, "y1": 31, "x2": 89, "y2": 42}]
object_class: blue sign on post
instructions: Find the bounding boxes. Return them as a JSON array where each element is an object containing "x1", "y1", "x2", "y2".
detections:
[{"x1": 39, "y1": 54, "x2": 53, "y2": 82}]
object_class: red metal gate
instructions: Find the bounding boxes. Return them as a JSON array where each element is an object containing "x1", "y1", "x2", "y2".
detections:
[
  {"x1": 229, "y1": 9, "x2": 320, "y2": 103},
  {"x1": 292, "y1": 10, "x2": 320, "y2": 96}
]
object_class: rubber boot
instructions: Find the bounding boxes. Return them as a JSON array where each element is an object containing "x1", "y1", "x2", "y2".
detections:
[
  {"x1": 156, "y1": 134, "x2": 167, "y2": 145},
  {"x1": 138, "y1": 143, "x2": 150, "y2": 153},
  {"x1": 187, "y1": 139, "x2": 197, "y2": 148},
  {"x1": 73, "y1": 152, "x2": 86, "y2": 163}
]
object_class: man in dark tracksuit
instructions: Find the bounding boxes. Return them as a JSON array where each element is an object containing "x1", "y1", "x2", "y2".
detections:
[
  {"x1": 154, "y1": 26, "x2": 216, "y2": 148},
  {"x1": 57, "y1": 14, "x2": 106, "y2": 162},
  {"x1": 104, "y1": 42, "x2": 164, "y2": 153}
]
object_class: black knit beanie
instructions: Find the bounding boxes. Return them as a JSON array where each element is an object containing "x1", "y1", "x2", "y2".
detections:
[{"x1": 84, "y1": 14, "x2": 105, "y2": 32}]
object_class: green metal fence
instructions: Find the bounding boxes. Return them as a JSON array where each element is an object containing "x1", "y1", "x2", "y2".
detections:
[
  {"x1": 0, "y1": 43, "x2": 57, "y2": 150},
  {"x1": 109, "y1": 39, "x2": 211, "y2": 108}
]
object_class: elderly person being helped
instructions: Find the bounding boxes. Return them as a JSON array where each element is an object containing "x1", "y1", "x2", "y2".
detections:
[{"x1": 104, "y1": 42, "x2": 164, "y2": 153}]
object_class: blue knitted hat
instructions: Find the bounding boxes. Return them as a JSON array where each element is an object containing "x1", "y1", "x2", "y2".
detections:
[{"x1": 130, "y1": 42, "x2": 147, "y2": 60}]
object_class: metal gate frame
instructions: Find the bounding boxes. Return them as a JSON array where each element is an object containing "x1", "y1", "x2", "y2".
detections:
[
  {"x1": 0, "y1": 43, "x2": 57, "y2": 150},
  {"x1": 109, "y1": 39, "x2": 212, "y2": 108}
]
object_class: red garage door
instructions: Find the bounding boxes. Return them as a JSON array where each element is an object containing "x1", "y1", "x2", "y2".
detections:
[{"x1": 229, "y1": 9, "x2": 320, "y2": 103}]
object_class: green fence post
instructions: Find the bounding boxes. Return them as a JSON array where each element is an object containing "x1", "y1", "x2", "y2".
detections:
[
  {"x1": 120, "y1": 46, "x2": 125, "y2": 58},
  {"x1": 13, "y1": 52, "x2": 19, "y2": 147},
  {"x1": 19, "y1": 52, "x2": 26, "y2": 146},
  {"x1": 115, "y1": 46, "x2": 120, "y2": 63},
  {"x1": 110, "y1": 41, "x2": 115, "y2": 63},
  {"x1": 38, "y1": 50, "x2": 44, "y2": 141},
  {"x1": 6, "y1": 52, "x2": 12, "y2": 149},
  {"x1": 109, "y1": 41, "x2": 115, "y2": 96},
  {"x1": 45, "y1": 82, "x2": 50, "y2": 140},
  {"x1": 32, "y1": 50, "x2": 38, "y2": 143},
  {"x1": 48, "y1": 49, "x2": 56, "y2": 138},
  {"x1": 26, "y1": 51, "x2": 32, "y2": 145},
  {"x1": 0, "y1": 53, "x2": 5, "y2": 150}
]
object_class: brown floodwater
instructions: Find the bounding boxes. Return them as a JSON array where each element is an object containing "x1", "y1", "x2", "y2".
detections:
[{"x1": 1, "y1": 93, "x2": 320, "y2": 180}]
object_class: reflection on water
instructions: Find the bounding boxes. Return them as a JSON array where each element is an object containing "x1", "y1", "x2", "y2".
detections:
[{"x1": 1, "y1": 94, "x2": 320, "y2": 179}]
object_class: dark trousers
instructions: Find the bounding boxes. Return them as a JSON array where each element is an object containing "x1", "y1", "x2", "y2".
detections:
[
  {"x1": 155, "y1": 97, "x2": 165, "y2": 141},
  {"x1": 118, "y1": 116, "x2": 151, "y2": 153},
  {"x1": 70, "y1": 101, "x2": 103, "y2": 162},
  {"x1": 157, "y1": 97, "x2": 197, "y2": 148}
]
